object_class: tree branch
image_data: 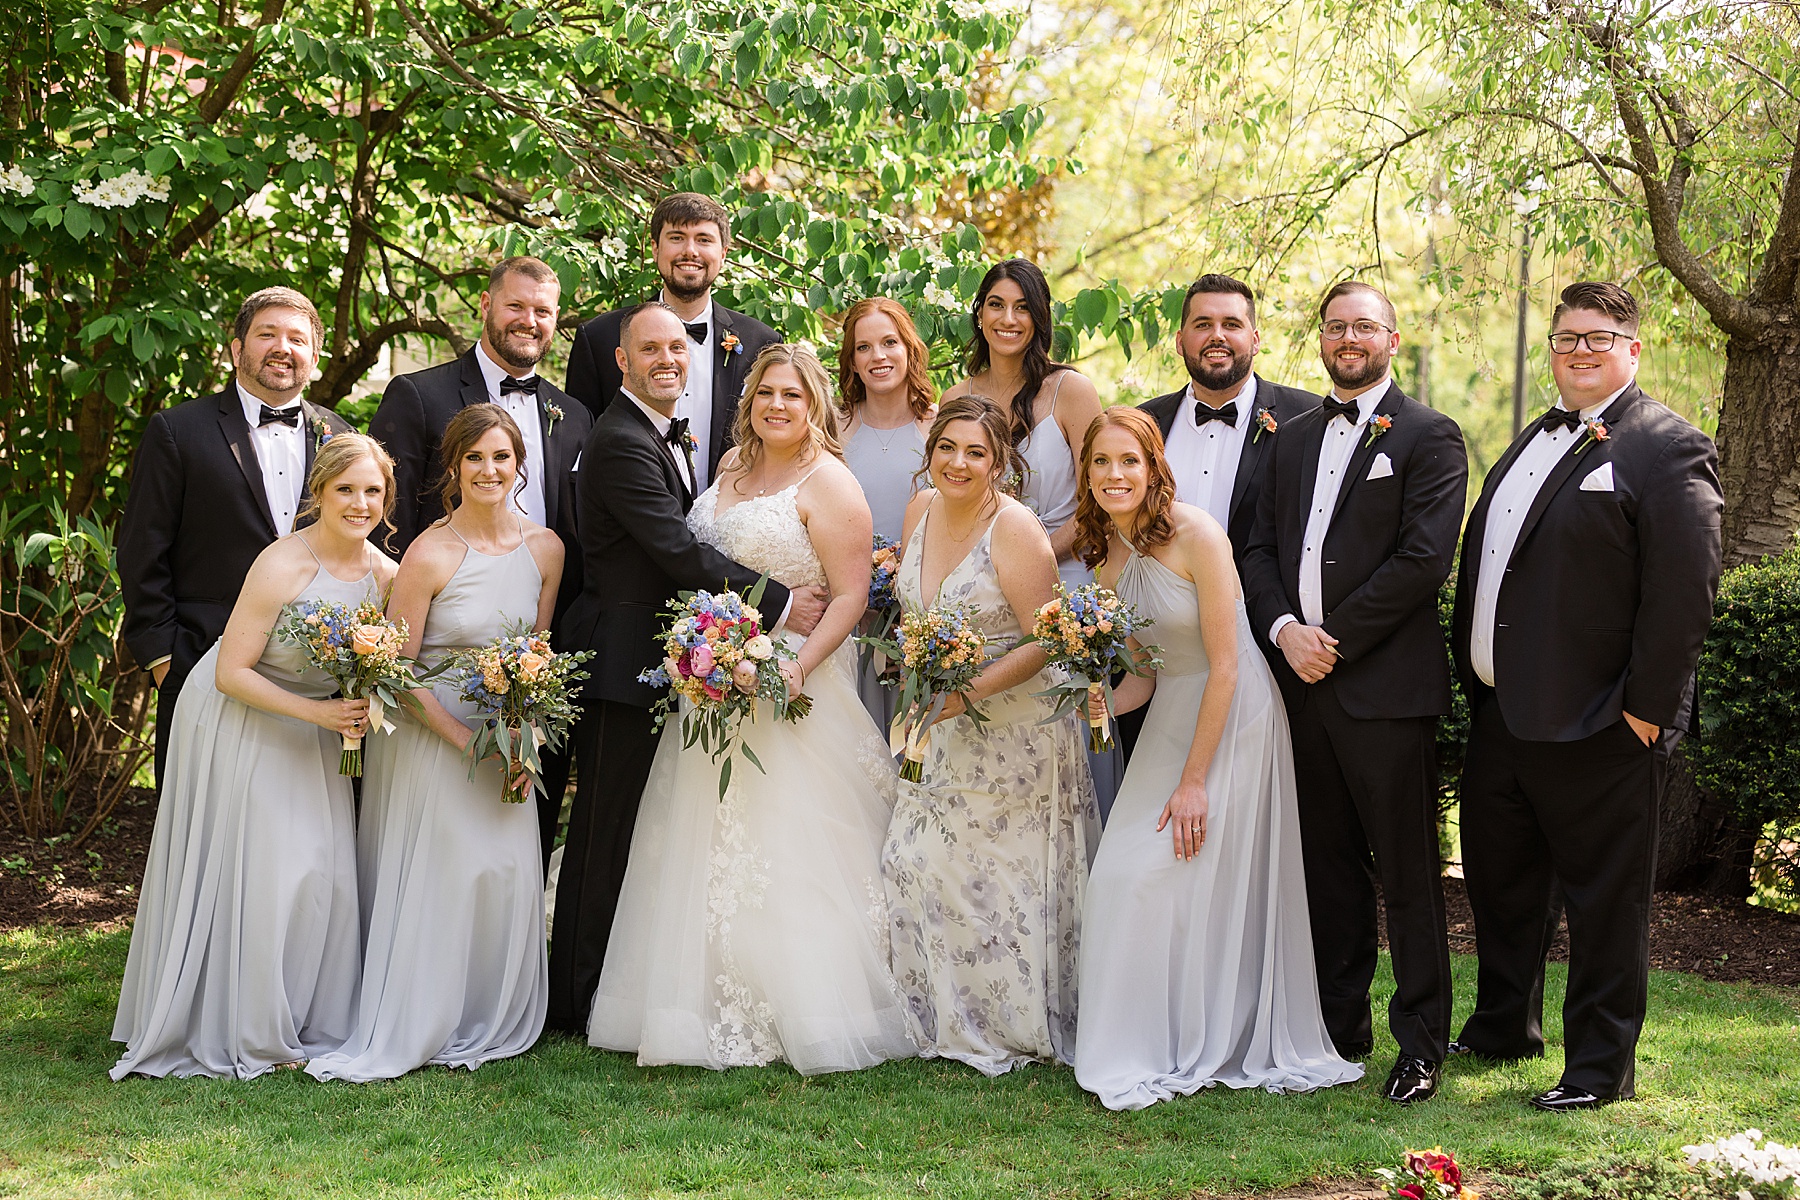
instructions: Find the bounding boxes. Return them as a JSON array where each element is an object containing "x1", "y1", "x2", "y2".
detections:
[
  {"x1": 1750, "y1": 114, "x2": 1800, "y2": 309},
  {"x1": 194, "y1": 0, "x2": 288, "y2": 124},
  {"x1": 313, "y1": 314, "x2": 463, "y2": 405}
]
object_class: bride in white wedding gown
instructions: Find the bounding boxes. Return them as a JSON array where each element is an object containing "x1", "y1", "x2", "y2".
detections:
[{"x1": 588, "y1": 344, "x2": 917, "y2": 1074}]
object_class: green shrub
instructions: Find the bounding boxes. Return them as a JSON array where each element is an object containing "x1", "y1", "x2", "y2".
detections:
[
  {"x1": 1691, "y1": 548, "x2": 1800, "y2": 906},
  {"x1": 1491, "y1": 1152, "x2": 1739, "y2": 1199}
]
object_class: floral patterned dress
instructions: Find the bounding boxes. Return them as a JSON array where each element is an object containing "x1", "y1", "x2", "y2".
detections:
[{"x1": 882, "y1": 501, "x2": 1099, "y2": 1075}]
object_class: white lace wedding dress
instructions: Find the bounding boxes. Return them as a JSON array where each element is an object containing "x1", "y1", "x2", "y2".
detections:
[{"x1": 586, "y1": 471, "x2": 918, "y2": 1074}]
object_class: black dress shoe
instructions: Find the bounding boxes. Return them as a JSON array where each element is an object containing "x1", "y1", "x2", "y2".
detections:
[
  {"x1": 1336, "y1": 1041, "x2": 1374, "y2": 1061},
  {"x1": 1529, "y1": 1084, "x2": 1613, "y2": 1112},
  {"x1": 1446, "y1": 1040, "x2": 1473, "y2": 1056},
  {"x1": 1382, "y1": 1055, "x2": 1441, "y2": 1104}
]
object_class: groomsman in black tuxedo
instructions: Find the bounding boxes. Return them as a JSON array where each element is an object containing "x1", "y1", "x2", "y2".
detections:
[
  {"x1": 1140, "y1": 274, "x2": 1321, "y2": 566},
  {"x1": 563, "y1": 193, "x2": 779, "y2": 491},
  {"x1": 1450, "y1": 283, "x2": 1722, "y2": 1111},
  {"x1": 1242, "y1": 281, "x2": 1467, "y2": 1104},
  {"x1": 369, "y1": 256, "x2": 594, "y2": 862},
  {"x1": 119, "y1": 288, "x2": 354, "y2": 784},
  {"x1": 546, "y1": 302, "x2": 825, "y2": 1034}
]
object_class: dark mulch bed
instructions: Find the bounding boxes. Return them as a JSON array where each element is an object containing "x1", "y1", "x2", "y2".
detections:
[{"x1": 5, "y1": 793, "x2": 1799, "y2": 990}]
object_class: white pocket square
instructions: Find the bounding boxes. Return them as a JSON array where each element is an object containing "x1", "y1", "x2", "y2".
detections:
[
  {"x1": 1580, "y1": 462, "x2": 1614, "y2": 492},
  {"x1": 1366, "y1": 453, "x2": 1394, "y2": 481}
]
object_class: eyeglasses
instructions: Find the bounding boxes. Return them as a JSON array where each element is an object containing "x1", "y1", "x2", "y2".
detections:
[
  {"x1": 1320, "y1": 319, "x2": 1393, "y2": 342},
  {"x1": 1548, "y1": 329, "x2": 1632, "y2": 354}
]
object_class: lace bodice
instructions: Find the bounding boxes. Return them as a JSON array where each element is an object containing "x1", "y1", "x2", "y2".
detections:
[{"x1": 688, "y1": 475, "x2": 829, "y2": 591}]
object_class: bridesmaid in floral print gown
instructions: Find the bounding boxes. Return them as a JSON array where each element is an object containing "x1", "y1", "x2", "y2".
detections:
[{"x1": 881, "y1": 395, "x2": 1099, "y2": 1076}]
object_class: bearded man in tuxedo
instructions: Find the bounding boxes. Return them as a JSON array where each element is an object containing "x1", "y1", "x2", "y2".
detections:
[
  {"x1": 119, "y1": 287, "x2": 355, "y2": 784},
  {"x1": 1449, "y1": 282, "x2": 1722, "y2": 1111},
  {"x1": 370, "y1": 255, "x2": 593, "y2": 862},
  {"x1": 545, "y1": 302, "x2": 825, "y2": 1034},
  {"x1": 1242, "y1": 280, "x2": 1467, "y2": 1104},
  {"x1": 564, "y1": 193, "x2": 779, "y2": 493}
]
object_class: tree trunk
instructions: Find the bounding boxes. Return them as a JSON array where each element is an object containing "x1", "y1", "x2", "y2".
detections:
[
  {"x1": 1657, "y1": 742, "x2": 1756, "y2": 895},
  {"x1": 1715, "y1": 321, "x2": 1800, "y2": 568}
]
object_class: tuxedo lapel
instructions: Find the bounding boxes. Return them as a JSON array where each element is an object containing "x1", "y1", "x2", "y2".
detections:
[
  {"x1": 617, "y1": 391, "x2": 695, "y2": 509},
  {"x1": 537, "y1": 386, "x2": 568, "y2": 529},
  {"x1": 1330, "y1": 384, "x2": 1404, "y2": 525},
  {"x1": 1463, "y1": 412, "x2": 1547, "y2": 569},
  {"x1": 298, "y1": 399, "x2": 326, "y2": 514},
  {"x1": 710, "y1": 308, "x2": 738, "y2": 471},
  {"x1": 1513, "y1": 386, "x2": 1638, "y2": 553},
  {"x1": 457, "y1": 348, "x2": 488, "y2": 409},
  {"x1": 217, "y1": 388, "x2": 277, "y2": 538},
  {"x1": 1229, "y1": 412, "x2": 1269, "y2": 528},
  {"x1": 1294, "y1": 410, "x2": 1325, "y2": 535}
]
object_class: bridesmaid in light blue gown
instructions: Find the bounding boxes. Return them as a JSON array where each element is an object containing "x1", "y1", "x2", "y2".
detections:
[
  {"x1": 309, "y1": 405, "x2": 562, "y2": 1082},
  {"x1": 113, "y1": 434, "x2": 398, "y2": 1079},
  {"x1": 1071, "y1": 407, "x2": 1361, "y2": 1110}
]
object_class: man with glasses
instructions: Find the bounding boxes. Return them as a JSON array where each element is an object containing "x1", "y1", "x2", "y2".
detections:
[
  {"x1": 1448, "y1": 282, "x2": 1722, "y2": 1110},
  {"x1": 1243, "y1": 280, "x2": 1467, "y2": 1104}
]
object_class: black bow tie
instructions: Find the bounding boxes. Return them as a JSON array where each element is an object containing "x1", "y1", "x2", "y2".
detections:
[
  {"x1": 665, "y1": 416, "x2": 692, "y2": 448},
  {"x1": 498, "y1": 375, "x2": 538, "y2": 397},
  {"x1": 1193, "y1": 400, "x2": 1238, "y2": 427},
  {"x1": 1542, "y1": 406, "x2": 1582, "y2": 432},
  {"x1": 257, "y1": 404, "x2": 301, "y2": 428},
  {"x1": 1322, "y1": 396, "x2": 1360, "y2": 423},
  {"x1": 684, "y1": 322, "x2": 708, "y2": 344}
]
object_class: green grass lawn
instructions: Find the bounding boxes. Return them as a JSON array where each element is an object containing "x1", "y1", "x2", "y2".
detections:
[{"x1": 2, "y1": 925, "x2": 1797, "y2": 1199}]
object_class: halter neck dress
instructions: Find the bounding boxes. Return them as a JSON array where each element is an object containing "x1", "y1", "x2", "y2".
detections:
[{"x1": 112, "y1": 536, "x2": 375, "y2": 1079}]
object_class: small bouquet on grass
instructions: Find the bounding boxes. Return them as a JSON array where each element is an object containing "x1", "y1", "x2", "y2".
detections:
[
  {"x1": 274, "y1": 598, "x2": 425, "y2": 776},
  {"x1": 1024, "y1": 582, "x2": 1159, "y2": 753},
  {"x1": 861, "y1": 602, "x2": 988, "y2": 782},
  {"x1": 636, "y1": 577, "x2": 812, "y2": 798},
  {"x1": 442, "y1": 622, "x2": 592, "y2": 805},
  {"x1": 1374, "y1": 1147, "x2": 1479, "y2": 1200}
]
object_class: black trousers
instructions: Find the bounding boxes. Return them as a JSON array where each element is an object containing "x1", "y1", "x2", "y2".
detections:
[
  {"x1": 1289, "y1": 680, "x2": 1452, "y2": 1063},
  {"x1": 1457, "y1": 696, "x2": 1661, "y2": 1099},
  {"x1": 544, "y1": 699, "x2": 659, "y2": 1034},
  {"x1": 536, "y1": 740, "x2": 572, "y2": 871}
]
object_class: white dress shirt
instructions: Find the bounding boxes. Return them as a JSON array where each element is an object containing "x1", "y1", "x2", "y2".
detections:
[
  {"x1": 625, "y1": 390, "x2": 695, "y2": 495},
  {"x1": 1165, "y1": 375, "x2": 1257, "y2": 527},
  {"x1": 239, "y1": 383, "x2": 306, "y2": 537},
  {"x1": 1269, "y1": 377, "x2": 1391, "y2": 643},
  {"x1": 1470, "y1": 384, "x2": 1628, "y2": 687},
  {"x1": 667, "y1": 296, "x2": 717, "y2": 492},
  {"x1": 474, "y1": 342, "x2": 547, "y2": 528}
]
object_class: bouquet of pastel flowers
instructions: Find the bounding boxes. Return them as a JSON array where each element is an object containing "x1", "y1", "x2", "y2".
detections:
[
  {"x1": 637, "y1": 577, "x2": 813, "y2": 798},
  {"x1": 441, "y1": 621, "x2": 592, "y2": 805},
  {"x1": 1025, "y1": 582, "x2": 1160, "y2": 753},
  {"x1": 861, "y1": 602, "x2": 988, "y2": 782},
  {"x1": 867, "y1": 534, "x2": 903, "y2": 640},
  {"x1": 274, "y1": 597, "x2": 426, "y2": 775}
]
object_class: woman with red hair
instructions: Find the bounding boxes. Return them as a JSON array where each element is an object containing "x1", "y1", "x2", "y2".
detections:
[{"x1": 1069, "y1": 407, "x2": 1360, "y2": 1109}]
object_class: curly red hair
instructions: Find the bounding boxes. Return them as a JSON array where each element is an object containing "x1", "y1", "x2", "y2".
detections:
[{"x1": 1074, "y1": 406, "x2": 1177, "y2": 569}]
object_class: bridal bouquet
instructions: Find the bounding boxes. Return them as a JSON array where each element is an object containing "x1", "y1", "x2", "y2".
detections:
[
  {"x1": 863, "y1": 602, "x2": 988, "y2": 782},
  {"x1": 637, "y1": 577, "x2": 813, "y2": 798},
  {"x1": 274, "y1": 598, "x2": 425, "y2": 775},
  {"x1": 1025, "y1": 583, "x2": 1160, "y2": 753},
  {"x1": 441, "y1": 622, "x2": 592, "y2": 805}
]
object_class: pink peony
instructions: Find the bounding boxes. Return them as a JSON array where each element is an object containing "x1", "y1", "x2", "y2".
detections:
[
  {"x1": 732, "y1": 659, "x2": 759, "y2": 693},
  {"x1": 690, "y1": 644, "x2": 715, "y2": 676}
]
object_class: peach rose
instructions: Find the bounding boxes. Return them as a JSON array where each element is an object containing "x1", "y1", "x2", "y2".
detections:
[
  {"x1": 352, "y1": 624, "x2": 385, "y2": 655},
  {"x1": 517, "y1": 651, "x2": 546, "y2": 681}
]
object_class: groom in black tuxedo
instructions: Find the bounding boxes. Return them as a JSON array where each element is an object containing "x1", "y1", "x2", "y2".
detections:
[
  {"x1": 1242, "y1": 281, "x2": 1467, "y2": 1104},
  {"x1": 119, "y1": 287, "x2": 354, "y2": 784},
  {"x1": 1450, "y1": 283, "x2": 1722, "y2": 1110},
  {"x1": 563, "y1": 193, "x2": 779, "y2": 492},
  {"x1": 545, "y1": 302, "x2": 825, "y2": 1034},
  {"x1": 369, "y1": 255, "x2": 594, "y2": 862}
]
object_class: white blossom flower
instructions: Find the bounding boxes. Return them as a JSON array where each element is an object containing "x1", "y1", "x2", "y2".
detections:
[
  {"x1": 796, "y1": 65, "x2": 830, "y2": 90},
  {"x1": 0, "y1": 164, "x2": 33, "y2": 198},
  {"x1": 1684, "y1": 1130, "x2": 1800, "y2": 1188},
  {"x1": 286, "y1": 134, "x2": 318, "y2": 163},
  {"x1": 524, "y1": 197, "x2": 557, "y2": 218},
  {"x1": 922, "y1": 282, "x2": 959, "y2": 309},
  {"x1": 600, "y1": 235, "x2": 628, "y2": 259},
  {"x1": 71, "y1": 168, "x2": 171, "y2": 209}
]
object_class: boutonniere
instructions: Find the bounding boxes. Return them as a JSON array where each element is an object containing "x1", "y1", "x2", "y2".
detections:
[
  {"x1": 543, "y1": 400, "x2": 564, "y2": 438},
  {"x1": 1572, "y1": 416, "x2": 1610, "y2": 455},
  {"x1": 684, "y1": 430, "x2": 699, "y2": 452},
  {"x1": 719, "y1": 331, "x2": 742, "y2": 356},
  {"x1": 1362, "y1": 413, "x2": 1392, "y2": 448},
  {"x1": 1253, "y1": 407, "x2": 1278, "y2": 444},
  {"x1": 309, "y1": 414, "x2": 333, "y2": 445}
]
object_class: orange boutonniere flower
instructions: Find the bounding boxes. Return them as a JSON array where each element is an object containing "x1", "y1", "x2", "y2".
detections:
[
  {"x1": 1363, "y1": 413, "x2": 1393, "y2": 448},
  {"x1": 1253, "y1": 408, "x2": 1278, "y2": 443},
  {"x1": 719, "y1": 331, "x2": 742, "y2": 355},
  {"x1": 1572, "y1": 417, "x2": 1610, "y2": 455}
]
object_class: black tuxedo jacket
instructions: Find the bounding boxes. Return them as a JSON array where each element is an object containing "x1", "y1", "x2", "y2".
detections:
[
  {"x1": 1242, "y1": 383, "x2": 1467, "y2": 720},
  {"x1": 563, "y1": 300, "x2": 780, "y2": 481},
  {"x1": 370, "y1": 348, "x2": 593, "y2": 616},
  {"x1": 1139, "y1": 375, "x2": 1322, "y2": 563},
  {"x1": 560, "y1": 394, "x2": 792, "y2": 708},
  {"x1": 1452, "y1": 385, "x2": 1722, "y2": 741},
  {"x1": 118, "y1": 385, "x2": 355, "y2": 678}
]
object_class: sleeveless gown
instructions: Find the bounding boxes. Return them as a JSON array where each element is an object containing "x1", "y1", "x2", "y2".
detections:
[
  {"x1": 588, "y1": 472, "x2": 917, "y2": 1074},
  {"x1": 881, "y1": 504, "x2": 1098, "y2": 1075},
  {"x1": 843, "y1": 417, "x2": 928, "y2": 731},
  {"x1": 307, "y1": 526, "x2": 548, "y2": 1081},
  {"x1": 1073, "y1": 541, "x2": 1363, "y2": 1109},
  {"x1": 112, "y1": 545, "x2": 372, "y2": 1079}
]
